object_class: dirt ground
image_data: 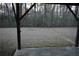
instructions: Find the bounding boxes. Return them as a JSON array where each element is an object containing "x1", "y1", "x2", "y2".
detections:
[{"x1": 0, "y1": 27, "x2": 77, "y2": 55}]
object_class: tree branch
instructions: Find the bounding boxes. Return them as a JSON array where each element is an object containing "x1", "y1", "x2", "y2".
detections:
[
  {"x1": 5, "y1": 3, "x2": 9, "y2": 10},
  {"x1": 12, "y1": 3, "x2": 16, "y2": 19},
  {"x1": 66, "y1": 5, "x2": 79, "y2": 21},
  {"x1": 5, "y1": 3, "x2": 9, "y2": 15},
  {"x1": 75, "y1": 6, "x2": 78, "y2": 15},
  {"x1": 20, "y1": 3, "x2": 36, "y2": 21}
]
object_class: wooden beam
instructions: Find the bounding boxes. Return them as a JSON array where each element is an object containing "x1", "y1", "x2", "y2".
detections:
[{"x1": 20, "y1": 3, "x2": 36, "y2": 21}]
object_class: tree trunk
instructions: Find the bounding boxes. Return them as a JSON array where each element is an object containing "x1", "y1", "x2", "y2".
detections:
[
  {"x1": 75, "y1": 6, "x2": 79, "y2": 47},
  {"x1": 16, "y1": 3, "x2": 22, "y2": 49}
]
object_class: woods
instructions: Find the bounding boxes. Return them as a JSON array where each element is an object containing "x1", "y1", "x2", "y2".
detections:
[{"x1": 0, "y1": 3, "x2": 78, "y2": 27}]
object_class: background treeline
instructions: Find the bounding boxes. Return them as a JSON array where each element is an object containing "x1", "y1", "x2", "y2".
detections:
[{"x1": 0, "y1": 3, "x2": 78, "y2": 27}]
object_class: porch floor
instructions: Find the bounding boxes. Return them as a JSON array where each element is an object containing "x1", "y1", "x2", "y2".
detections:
[{"x1": 14, "y1": 47, "x2": 79, "y2": 56}]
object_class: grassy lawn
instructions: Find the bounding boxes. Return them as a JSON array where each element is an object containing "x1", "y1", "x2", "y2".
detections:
[{"x1": 0, "y1": 27, "x2": 77, "y2": 55}]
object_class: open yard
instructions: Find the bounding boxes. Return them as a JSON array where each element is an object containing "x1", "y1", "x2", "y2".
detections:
[{"x1": 0, "y1": 27, "x2": 77, "y2": 55}]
